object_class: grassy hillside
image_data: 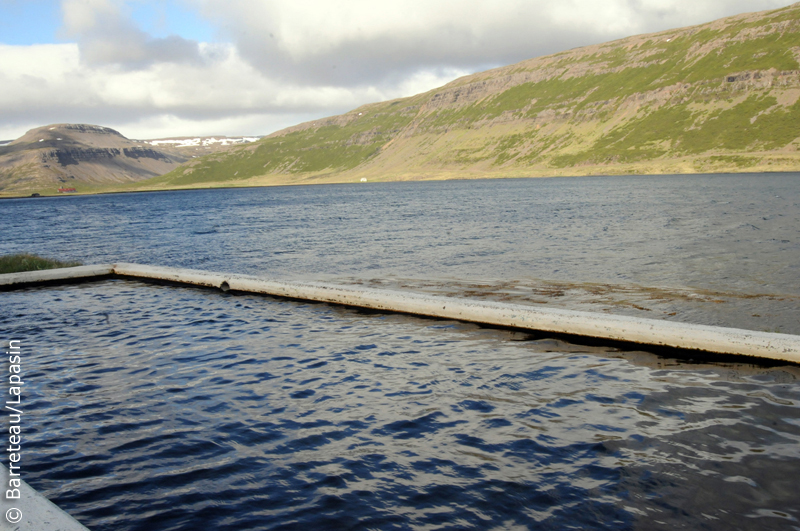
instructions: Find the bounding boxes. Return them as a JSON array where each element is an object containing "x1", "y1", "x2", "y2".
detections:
[{"x1": 141, "y1": 3, "x2": 800, "y2": 190}]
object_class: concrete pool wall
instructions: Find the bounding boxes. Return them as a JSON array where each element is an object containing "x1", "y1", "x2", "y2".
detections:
[
  {"x1": 3, "y1": 263, "x2": 800, "y2": 365},
  {"x1": 0, "y1": 465, "x2": 89, "y2": 530}
]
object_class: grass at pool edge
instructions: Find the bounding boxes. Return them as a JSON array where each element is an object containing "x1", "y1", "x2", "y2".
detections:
[{"x1": 0, "y1": 254, "x2": 82, "y2": 274}]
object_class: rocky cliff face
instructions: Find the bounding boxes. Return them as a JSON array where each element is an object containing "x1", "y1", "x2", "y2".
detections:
[
  {"x1": 149, "y1": 2, "x2": 800, "y2": 190},
  {"x1": 38, "y1": 147, "x2": 172, "y2": 166}
]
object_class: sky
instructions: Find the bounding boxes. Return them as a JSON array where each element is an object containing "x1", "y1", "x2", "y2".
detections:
[{"x1": 0, "y1": 0, "x2": 795, "y2": 140}]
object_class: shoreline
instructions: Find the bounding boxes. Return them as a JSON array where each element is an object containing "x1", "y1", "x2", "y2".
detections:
[{"x1": 1, "y1": 168, "x2": 799, "y2": 200}]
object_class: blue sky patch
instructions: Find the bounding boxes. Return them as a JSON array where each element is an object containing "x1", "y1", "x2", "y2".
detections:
[
  {"x1": 0, "y1": 0, "x2": 217, "y2": 45},
  {"x1": 0, "y1": 0, "x2": 62, "y2": 45},
  {"x1": 128, "y1": 1, "x2": 217, "y2": 42}
]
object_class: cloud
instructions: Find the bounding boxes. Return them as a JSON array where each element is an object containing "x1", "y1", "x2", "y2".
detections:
[
  {"x1": 0, "y1": 0, "x2": 795, "y2": 140},
  {"x1": 60, "y1": 0, "x2": 203, "y2": 68},
  {"x1": 191, "y1": 0, "x2": 794, "y2": 88},
  {"x1": 0, "y1": 40, "x2": 466, "y2": 139}
]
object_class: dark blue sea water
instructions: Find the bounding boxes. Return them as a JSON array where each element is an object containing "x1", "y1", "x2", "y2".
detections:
[
  {"x1": 2, "y1": 174, "x2": 800, "y2": 530},
  {"x1": 3, "y1": 174, "x2": 800, "y2": 332}
]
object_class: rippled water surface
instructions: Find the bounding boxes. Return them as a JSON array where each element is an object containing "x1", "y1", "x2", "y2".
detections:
[
  {"x1": 4, "y1": 281, "x2": 800, "y2": 530},
  {"x1": 2, "y1": 174, "x2": 800, "y2": 530},
  {"x1": 2, "y1": 173, "x2": 800, "y2": 332}
]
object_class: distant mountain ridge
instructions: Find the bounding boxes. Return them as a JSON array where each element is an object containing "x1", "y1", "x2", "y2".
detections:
[
  {"x1": 144, "y1": 2, "x2": 800, "y2": 190},
  {"x1": 0, "y1": 124, "x2": 256, "y2": 196}
]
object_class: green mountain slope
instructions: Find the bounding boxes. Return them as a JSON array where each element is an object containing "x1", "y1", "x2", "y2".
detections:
[{"x1": 145, "y1": 3, "x2": 800, "y2": 189}]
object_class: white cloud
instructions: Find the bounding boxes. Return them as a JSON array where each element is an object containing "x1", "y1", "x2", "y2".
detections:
[
  {"x1": 0, "y1": 0, "x2": 795, "y2": 140},
  {"x1": 61, "y1": 0, "x2": 202, "y2": 67},
  {"x1": 105, "y1": 112, "x2": 320, "y2": 140},
  {"x1": 0, "y1": 44, "x2": 95, "y2": 110},
  {"x1": 192, "y1": 0, "x2": 795, "y2": 87},
  {"x1": 0, "y1": 40, "x2": 463, "y2": 140}
]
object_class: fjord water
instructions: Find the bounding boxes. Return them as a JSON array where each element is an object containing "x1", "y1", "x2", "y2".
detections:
[
  {"x1": 3, "y1": 173, "x2": 800, "y2": 333},
  {"x1": 2, "y1": 173, "x2": 800, "y2": 530}
]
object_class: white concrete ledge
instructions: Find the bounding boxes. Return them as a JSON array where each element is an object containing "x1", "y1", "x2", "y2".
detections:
[
  {"x1": 0, "y1": 264, "x2": 114, "y2": 290},
  {"x1": 3, "y1": 263, "x2": 800, "y2": 364},
  {"x1": 110, "y1": 263, "x2": 800, "y2": 364},
  {"x1": 0, "y1": 465, "x2": 89, "y2": 531}
]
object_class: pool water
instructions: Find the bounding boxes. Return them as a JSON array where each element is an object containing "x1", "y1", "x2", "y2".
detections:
[{"x1": 4, "y1": 279, "x2": 800, "y2": 530}]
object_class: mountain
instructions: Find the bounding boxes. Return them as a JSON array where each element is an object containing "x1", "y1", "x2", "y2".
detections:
[
  {"x1": 0, "y1": 124, "x2": 258, "y2": 196},
  {"x1": 143, "y1": 2, "x2": 800, "y2": 190}
]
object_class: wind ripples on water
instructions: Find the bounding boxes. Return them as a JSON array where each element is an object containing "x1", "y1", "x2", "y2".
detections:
[
  {"x1": 4, "y1": 281, "x2": 800, "y2": 530},
  {"x1": 2, "y1": 173, "x2": 799, "y2": 333}
]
